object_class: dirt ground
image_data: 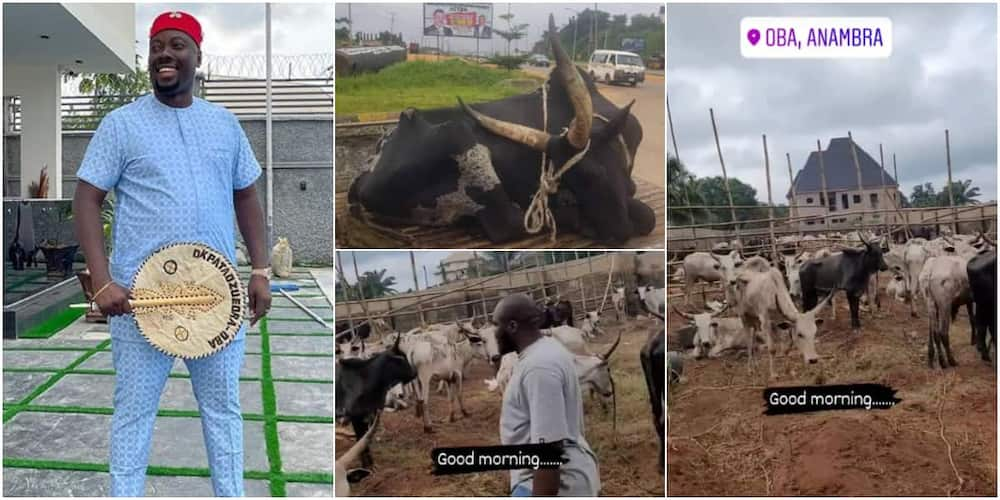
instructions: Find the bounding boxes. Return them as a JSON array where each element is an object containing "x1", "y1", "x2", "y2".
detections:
[
  {"x1": 666, "y1": 282, "x2": 997, "y2": 496},
  {"x1": 336, "y1": 317, "x2": 665, "y2": 496}
]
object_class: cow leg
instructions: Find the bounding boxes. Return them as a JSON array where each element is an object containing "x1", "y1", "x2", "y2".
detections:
[
  {"x1": 941, "y1": 313, "x2": 958, "y2": 368},
  {"x1": 927, "y1": 307, "x2": 937, "y2": 369},
  {"x1": 847, "y1": 293, "x2": 862, "y2": 334},
  {"x1": 351, "y1": 416, "x2": 375, "y2": 468},
  {"x1": 446, "y1": 376, "x2": 457, "y2": 423},
  {"x1": 420, "y1": 373, "x2": 434, "y2": 433},
  {"x1": 684, "y1": 277, "x2": 694, "y2": 306},
  {"x1": 966, "y1": 302, "x2": 976, "y2": 346},
  {"x1": 761, "y1": 319, "x2": 777, "y2": 380},
  {"x1": 457, "y1": 373, "x2": 470, "y2": 418}
]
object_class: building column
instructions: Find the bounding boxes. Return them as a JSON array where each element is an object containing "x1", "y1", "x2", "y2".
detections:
[{"x1": 18, "y1": 65, "x2": 62, "y2": 199}]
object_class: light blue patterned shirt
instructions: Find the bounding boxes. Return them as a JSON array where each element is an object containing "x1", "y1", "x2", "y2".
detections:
[{"x1": 77, "y1": 94, "x2": 260, "y2": 338}]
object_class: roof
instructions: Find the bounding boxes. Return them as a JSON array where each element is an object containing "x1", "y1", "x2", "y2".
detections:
[
  {"x1": 592, "y1": 49, "x2": 640, "y2": 57},
  {"x1": 788, "y1": 137, "x2": 898, "y2": 197},
  {"x1": 441, "y1": 251, "x2": 477, "y2": 265}
]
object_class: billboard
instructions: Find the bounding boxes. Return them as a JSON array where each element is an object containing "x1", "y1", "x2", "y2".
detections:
[
  {"x1": 621, "y1": 38, "x2": 646, "y2": 53},
  {"x1": 423, "y1": 3, "x2": 493, "y2": 39}
]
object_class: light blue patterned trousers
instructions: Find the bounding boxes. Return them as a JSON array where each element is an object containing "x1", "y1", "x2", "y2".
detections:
[{"x1": 109, "y1": 326, "x2": 246, "y2": 497}]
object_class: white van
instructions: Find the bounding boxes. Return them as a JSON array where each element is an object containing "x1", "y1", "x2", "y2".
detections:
[{"x1": 587, "y1": 50, "x2": 646, "y2": 86}]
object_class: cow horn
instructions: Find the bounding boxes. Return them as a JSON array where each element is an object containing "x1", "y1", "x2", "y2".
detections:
[
  {"x1": 709, "y1": 302, "x2": 729, "y2": 318},
  {"x1": 457, "y1": 97, "x2": 551, "y2": 152},
  {"x1": 671, "y1": 304, "x2": 696, "y2": 321},
  {"x1": 600, "y1": 330, "x2": 623, "y2": 361},
  {"x1": 982, "y1": 232, "x2": 996, "y2": 248},
  {"x1": 392, "y1": 332, "x2": 402, "y2": 351},
  {"x1": 548, "y1": 14, "x2": 592, "y2": 149}
]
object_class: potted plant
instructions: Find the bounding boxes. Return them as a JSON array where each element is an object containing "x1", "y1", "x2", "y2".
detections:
[{"x1": 75, "y1": 198, "x2": 114, "y2": 323}]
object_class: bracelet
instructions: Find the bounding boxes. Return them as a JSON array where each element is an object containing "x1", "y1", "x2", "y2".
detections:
[
  {"x1": 251, "y1": 268, "x2": 271, "y2": 279},
  {"x1": 91, "y1": 281, "x2": 115, "y2": 302}
]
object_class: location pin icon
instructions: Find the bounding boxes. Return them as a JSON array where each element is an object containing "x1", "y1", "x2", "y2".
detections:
[{"x1": 747, "y1": 28, "x2": 761, "y2": 46}]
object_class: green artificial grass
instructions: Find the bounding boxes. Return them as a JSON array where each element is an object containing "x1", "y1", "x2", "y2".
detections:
[
  {"x1": 19, "y1": 307, "x2": 87, "y2": 339},
  {"x1": 3, "y1": 270, "x2": 48, "y2": 292},
  {"x1": 3, "y1": 283, "x2": 334, "y2": 495},
  {"x1": 259, "y1": 318, "x2": 287, "y2": 497}
]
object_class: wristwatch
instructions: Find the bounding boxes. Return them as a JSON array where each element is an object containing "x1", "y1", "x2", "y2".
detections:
[{"x1": 251, "y1": 268, "x2": 271, "y2": 279}]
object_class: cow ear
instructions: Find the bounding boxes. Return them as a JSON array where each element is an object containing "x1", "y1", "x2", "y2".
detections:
[
  {"x1": 347, "y1": 468, "x2": 373, "y2": 484},
  {"x1": 594, "y1": 99, "x2": 634, "y2": 143}
]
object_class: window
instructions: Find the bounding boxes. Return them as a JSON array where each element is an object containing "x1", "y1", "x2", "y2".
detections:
[
  {"x1": 842, "y1": 194, "x2": 849, "y2": 209},
  {"x1": 806, "y1": 197, "x2": 814, "y2": 204},
  {"x1": 870, "y1": 193, "x2": 878, "y2": 208},
  {"x1": 806, "y1": 220, "x2": 815, "y2": 225},
  {"x1": 853, "y1": 194, "x2": 862, "y2": 204}
]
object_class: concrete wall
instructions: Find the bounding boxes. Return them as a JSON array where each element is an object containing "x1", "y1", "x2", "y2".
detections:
[{"x1": 3, "y1": 117, "x2": 333, "y2": 265}]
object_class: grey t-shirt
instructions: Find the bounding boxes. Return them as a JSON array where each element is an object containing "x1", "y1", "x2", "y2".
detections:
[{"x1": 499, "y1": 336, "x2": 600, "y2": 496}]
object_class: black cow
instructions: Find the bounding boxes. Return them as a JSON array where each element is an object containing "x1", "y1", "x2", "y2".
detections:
[
  {"x1": 799, "y1": 235, "x2": 888, "y2": 333},
  {"x1": 967, "y1": 249, "x2": 996, "y2": 364},
  {"x1": 336, "y1": 321, "x2": 371, "y2": 343},
  {"x1": 335, "y1": 334, "x2": 417, "y2": 468},
  {"x1": 540, "y1": 298, "x2": 574, "y2": 328},
  {"x1": 640, "y1": 313, "x2": 665, "y2": 472},
  {"x1": 348, "y1": 15, "x2": 655, "y2": 245}
]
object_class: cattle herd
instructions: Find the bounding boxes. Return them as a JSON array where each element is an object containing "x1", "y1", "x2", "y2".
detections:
[
  {"x1": 335, "y1": 284, "x2": 665, "y2": 496},
  {"x1": 671, "y1": 229, "x2": 997, "y2": 378}
]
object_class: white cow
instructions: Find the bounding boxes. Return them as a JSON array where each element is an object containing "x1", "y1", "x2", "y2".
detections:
[
  {"x1": 919, "y1": 255, "x2": 975, "y2": 369},
  {"x1": 404, "y1": 328, "x2": 489, "y2": 432},
  {"x1": 681, "y1": 251, "x2": 743, "y2": 305},
  {"x1": 580, "y1": 311, "x2": 602, "y2": 339},
  {"x1": 672, "y1": 304, "x2": 746, "y2": 359},
  {"x1": 611, "y1": 287, "x2": 627, "y2": 320},
  {"x1": 637, "y1": 285, "x2": 666, "y2": 317},
  {"x1": 734, "y1": 266, "x2": 832, "y2": 378},
  {"x1": 781, "y1": 251, "x2": 812, "y2": 299}
]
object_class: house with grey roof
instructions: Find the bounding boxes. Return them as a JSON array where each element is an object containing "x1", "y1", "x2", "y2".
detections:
[{"x1": 787, "y1": 137, "x2": 901, "y2": 230}]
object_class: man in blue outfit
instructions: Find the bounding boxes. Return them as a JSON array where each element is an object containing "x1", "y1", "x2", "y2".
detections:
[{"x1": 72, "y1": 11, "x2": 271, "y2": 496}]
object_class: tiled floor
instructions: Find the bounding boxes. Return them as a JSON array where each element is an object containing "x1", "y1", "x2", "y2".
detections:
[{"x1": 2, "y1": 268, "x2": 334, "y2": 497}]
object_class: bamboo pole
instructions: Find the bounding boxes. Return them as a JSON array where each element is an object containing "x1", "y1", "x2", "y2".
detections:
[
  {"x1": 786, "y1": 152, "x2": 798, "y2": 223},
  {"x1": 817, "y1": 140, "x2": 831, "y2": 227},
  {"x1": 710, "y1": 108, "x2": 740, "y2": 242},
  {"x1": 537, "y1": 253, "x2": 547, "y2": 300},
  {"x1": 762, "y1": 135, "x2": 779, "y2": 264},
  {"x1": 878, "y1": 144, "x2": 892, "y2": 237},
  {"x1": 334, "y1": 252, "x2": 356, "y2": 336},
  {"x1": 409, "y1": 251, "x2": 427, "y2": 326},
  {"x1": 351, "y1": 252, "x2": 373, "y2": 326},
  {"x1": 847, "y1": 132, "x2": 866, "y2": 229},
  {"x1": 945, "y1": 129, "x2": 958, "y2": 234},
  {"x1": 579, "y1": 277, "x2": 588, "y2": 313},
  {"x1": 667, "y1": 93, "x2": 696, "y2": 226},
  {"x1": 892, "y1": 153, "x2": 912, "y2": 238}
]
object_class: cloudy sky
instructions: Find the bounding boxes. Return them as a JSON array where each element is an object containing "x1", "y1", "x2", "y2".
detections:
[
  {"x1": 336, "y1": 2, "x2": 663, "y2": 56},
  {"x1": 134, "y1": 3, "x2": 332, "y2": 63},
  {"x1": 667, "y1": 3, "x2": 997, "y2": 204},
  {"x1": 336, "y1": 251, "x2": 454, "y2": 291}
]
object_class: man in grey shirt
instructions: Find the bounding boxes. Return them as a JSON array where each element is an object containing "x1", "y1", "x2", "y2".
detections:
[{"x1": 493, "y1": 294, "x2": 601, "y2": 496}]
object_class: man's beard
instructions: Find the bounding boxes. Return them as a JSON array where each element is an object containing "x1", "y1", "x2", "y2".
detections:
[{"x1": 154, "y1": 76, "x2": 194, "y2": 97}]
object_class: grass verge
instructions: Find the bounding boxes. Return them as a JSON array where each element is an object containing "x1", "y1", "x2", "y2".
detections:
[
  {"x1": 336, "y1": 59, "x2": 543, "y2": 115},
  {"x1": 19, "y1": 307, "x2": 87, "y2": 339}
]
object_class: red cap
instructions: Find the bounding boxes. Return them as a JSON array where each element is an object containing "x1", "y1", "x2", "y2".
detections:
[{"x1": 150, "y1": 11, "x2": 203, "y2": 46}]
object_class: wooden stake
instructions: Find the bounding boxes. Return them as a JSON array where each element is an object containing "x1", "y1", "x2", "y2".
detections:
[
  {"x1": 667, "y1": 93, "x2": 696, "y2": 226},
  {"x1": 334, "y1": 253, "x2": 357, "y2": 337},
  {"x1": 848, "y1": 131, "x2": 865, "y2": 228},
  {"x1": 878, "y1": 144, "x2": 892, "y2": 237},
  {"x1": 409, "y1": 251, "x2": 426, "y2": 327},
  {"x1": 786, "y1": 152, "x2": 798, "y2": 223},
  {"x1": 710, "y1": 108, "x2": 740, "y2": 242},
  {"x1": 817, "y1": 140, "x2": 831, "y2": 228},
  {"x1": 945, "y1": 129, "x2": 958, "y2": 234},
  {"x1": 893, "y1": 153, "x2": 911, "y2": 238},
  {"x1": 351, "y1": 251, "x2": 373, "y2": 325},
  {"x1": 762, "y1": 135, "x2": 779, "y2": 264}
]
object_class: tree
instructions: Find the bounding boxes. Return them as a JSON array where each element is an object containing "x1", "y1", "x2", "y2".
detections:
[
  {"x1": 910, "y1": 182, "x2": 937, "y2": 208},
  {"x1": 667, "y1": 156, "x2": 706, "y2": 225},
  {"x1": 356, "y1": 269, "x2": 398, "y2": 298},
  {"x1": 938, "y1": 179, "x2": 981, "y2": 206},
  {"x1": 495, "y1": 13, "x2": 529, "y2": 56},
  {"x1": 335, "y1": 17, "x2": 352, "y2": 46},
  {"x1": 63, "y1": 64, "x2": 150, "y2": 130}
]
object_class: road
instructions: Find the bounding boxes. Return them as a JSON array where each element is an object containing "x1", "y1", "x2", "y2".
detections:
[{"x1": 522, "y1": 65, "x2": 665, "y2": 186}]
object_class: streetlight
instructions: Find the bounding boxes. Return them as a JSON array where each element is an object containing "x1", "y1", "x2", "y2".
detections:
[{"x1": 564, "y1": 7, "x2": 581, "y2": 61}]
